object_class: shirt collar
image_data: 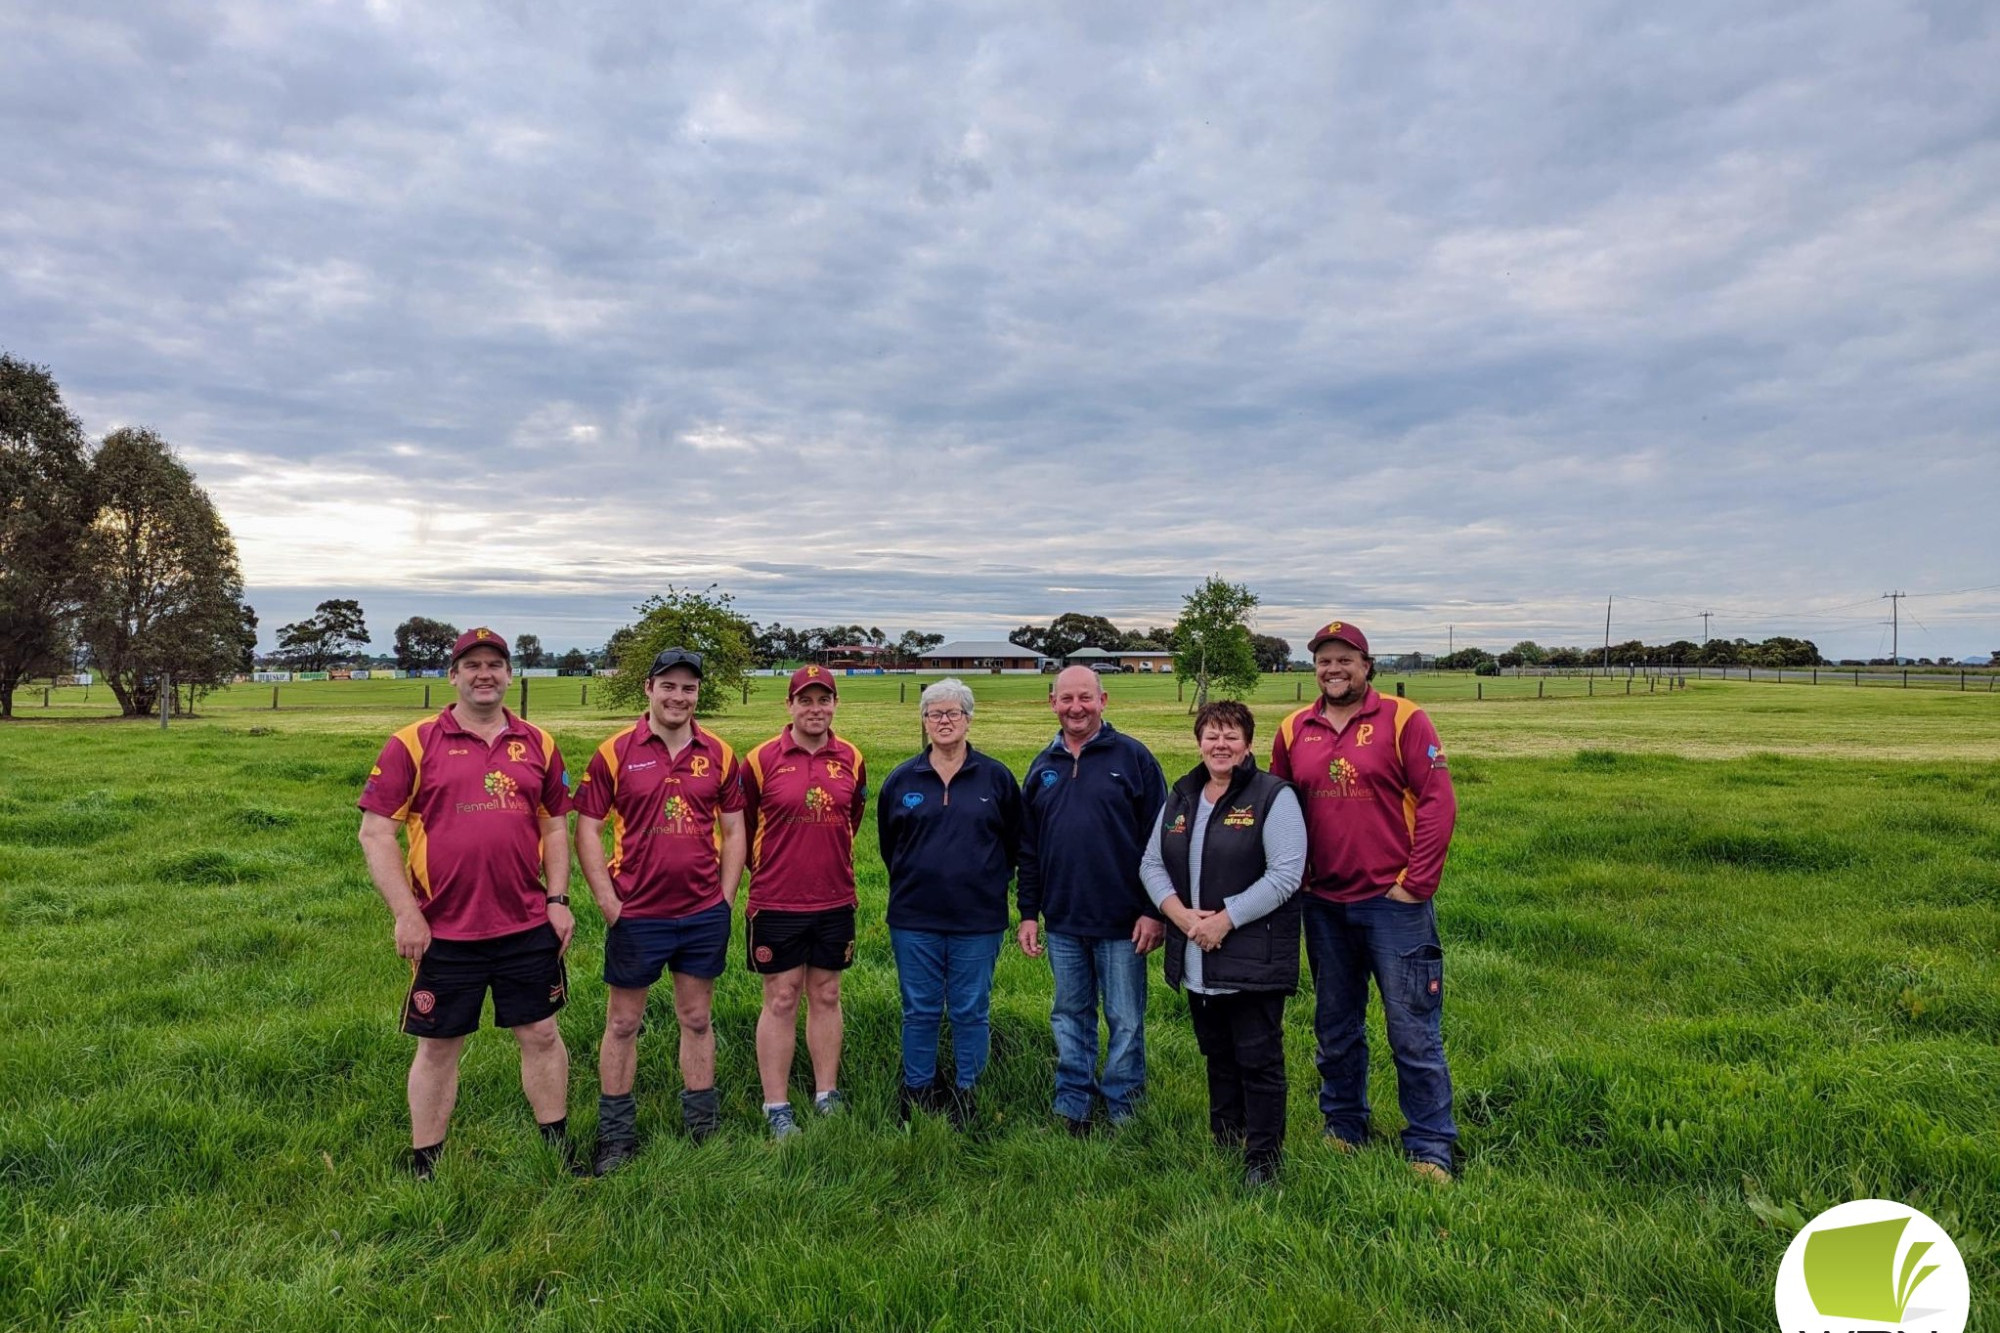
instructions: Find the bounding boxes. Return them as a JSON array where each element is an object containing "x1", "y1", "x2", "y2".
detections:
[
  {"x1": 634, "y1": 716, "x2": 714, "y2": 751},
  {"x1": 439, "y1": 704, "x2": 528, "y2": 738},
  {"x1": 780, "y1": 725, "x2": 840, "y2": 756}
]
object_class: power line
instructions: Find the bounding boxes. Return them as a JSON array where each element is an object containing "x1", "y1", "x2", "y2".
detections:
[{"x1": 1883, "y1": 591, "x2": 1905, "y2": 663}]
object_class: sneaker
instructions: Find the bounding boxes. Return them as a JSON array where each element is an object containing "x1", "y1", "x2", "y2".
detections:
[
  {"x1": 813, "y1": 1088, "x2": 845, "y2": 1116},
  {"x1": 764, "y1": 1103, "x2": 801, "y2": 1141},
  {"x1": 591, "y1": 1136, "x2": 639, "y2": 1177},
  {"x1": 1323, "y1": 1129, "x2": 1361, "y2": 1155},
  {"x1": 1244, "y1": 1156, "x2": 1281, "y2": 1188},
  {"x1": 1409, "y1": 1159, "x2": 1454, "y2": 1186},
  {"x1": 1061, "y1": 1114, "x2": 1093, "y2": 1139}
]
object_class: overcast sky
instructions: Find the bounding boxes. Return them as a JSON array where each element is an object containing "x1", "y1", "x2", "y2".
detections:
[{"x1": 5, "y1": 1, "x2": 1996, "y2": 660}]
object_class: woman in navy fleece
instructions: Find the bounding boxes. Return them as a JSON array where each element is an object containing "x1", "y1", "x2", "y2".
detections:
[{"x1": 876, "y1": 678, "x2": 1024, "y2": 1127}]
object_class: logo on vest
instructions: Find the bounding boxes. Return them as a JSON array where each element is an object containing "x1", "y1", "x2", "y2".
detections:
[
  {"x1": 1221, "y1": 805, "x2": 1257, "y2": 828},
  {"x1": 1166, "y1": 813, "x2": 1188, "y2": 836}
]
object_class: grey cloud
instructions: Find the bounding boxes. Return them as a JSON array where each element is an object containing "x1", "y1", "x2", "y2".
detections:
[{"x1": 4, "y1": 0, "x2": 1996, "y2": 662}]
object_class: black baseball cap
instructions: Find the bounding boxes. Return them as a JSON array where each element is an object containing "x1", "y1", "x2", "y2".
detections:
[{"x1": 646, "y1": 647, "x2": 705, "y2": 679}]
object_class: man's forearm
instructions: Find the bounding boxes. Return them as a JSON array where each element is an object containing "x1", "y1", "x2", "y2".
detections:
[
  {"x1": 360, "y1": 826, "x2": 420, "y2": 918},
  {"x1": 540, "y1": 817, "x2": 571, "y2": 896}
]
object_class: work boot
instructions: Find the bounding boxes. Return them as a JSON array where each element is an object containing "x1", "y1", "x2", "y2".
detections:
[
  {"x1": 681, "y1": 1087, "x2": 721, "y2": 1143},
  {"x1": 1410, "y1": 1159, "x2": 1454, "y2": 1187},
  {"x1": 591, "y1": 1136, "x2": 639, "y2": 1176}
]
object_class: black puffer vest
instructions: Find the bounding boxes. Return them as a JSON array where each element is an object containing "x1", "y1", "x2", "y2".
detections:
[{"x1": 1159, "y1": 758, "x2": 1301, "y2": 993}]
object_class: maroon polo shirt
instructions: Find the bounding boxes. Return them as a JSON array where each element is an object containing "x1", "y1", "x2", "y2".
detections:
[
  {"x1": 1269, "y1": 688, "x2": 1457, "y2": 903},
  {"x1": 741, "y1": 726, "x2": 867, "y2": 915},
  {"x1": 573, "y1": 718, "x2": 745, "y2": 920},
  {"x1": 358, "y1": 705, "x2": 571, "y2": 940}
]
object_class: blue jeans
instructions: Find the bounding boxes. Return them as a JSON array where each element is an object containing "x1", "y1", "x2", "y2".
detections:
[
  {"x1": 1303, "y1": 894, "x2": 1457, "y2": 1167},
  {"x1": 1045, "y1": 931, "x2": 1148, "y2": 1121},
  {"x1": 889, "y1": 928, "x2": 1005, "y2": 1090}
]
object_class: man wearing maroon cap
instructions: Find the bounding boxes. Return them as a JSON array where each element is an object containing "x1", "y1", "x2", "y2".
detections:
[
  {"x1": 357, "y1": 627, "x2": 577, "y2": 1179},
  {"x1": 573, "y1": 647, "x2": 746, "y2": 1172},
  {"x1": 739, "y1": 664, "x2": 868, "y2": 1139},
  {"x1": 1270, "y1": 619, "x2": 1460, "y2": 1184}
]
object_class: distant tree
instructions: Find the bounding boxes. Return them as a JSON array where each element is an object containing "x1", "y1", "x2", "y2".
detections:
[
  {"x1": 1544, "y1": 646, "x2": 1583, "y2": 668},
  {"x1": 1508, "y1": 641, "x2": 1547, "y2": 666},
  {"x1": 556, "y1": 647, "x2": 590, "y2": 675},
  {"x1": 1008, "y1": 624, "x2": 1049, "y2": 654},
  {"x1": 75, "y1": 428, "x2": 254, "y2": 716},
  {"x1": 1173, "y1": 575, "x2": 1260, "y2": 710},
  {"x1": 513, "y1": 633, "x2": 545, "y2": 669},
  {"x1": 0, "y1": 355, "x2": 96, "y2": 717},
  {"x1": 601, "y1": 585, "x2": 755, "y2": 716},
  {"x1": 1249, "y1": 633, "x2": 1292, "y2": 673},
  {"x1": 274, "y1": 599, "x2": 371, "y2": 671},
  {"x1": 237, "y1": 604, "x2": 259, "y2": 673},
  {"x1": 890, "y1": 629, "x2": 944, "y2": 667},
  {"x1": 393, "y1": 616, "x2": 459, "y2": 671},
  {"x1": 1436, "y1": 647, "x2": 1497, "y2": 672}
]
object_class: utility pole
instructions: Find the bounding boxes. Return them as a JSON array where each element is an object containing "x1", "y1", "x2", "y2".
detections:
[
  {"x1": 1448, "y1": 625, "x2": 1453, "y2": 657},
  {"x1": 1883, "y1": 591, "x2": 1905, "y2": 663},
  {"x1": 1603, "y1": 595, "x2": 1613, "y2": 674},
  {"x1": 1700, "y1": 611, "x2": 1714, "y2": 645}
]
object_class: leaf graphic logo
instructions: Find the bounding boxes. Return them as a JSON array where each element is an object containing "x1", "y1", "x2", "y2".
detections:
[{"x1": 1774, "y1": 1199, "x2": 1967, "y2": 1331}]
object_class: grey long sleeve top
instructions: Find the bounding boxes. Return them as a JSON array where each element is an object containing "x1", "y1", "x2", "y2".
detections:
[{"x1": 1139, "y1": 785, "x2": 1306, "y2": 994}]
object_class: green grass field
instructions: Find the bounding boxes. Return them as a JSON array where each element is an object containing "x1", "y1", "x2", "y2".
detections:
[{"x1": 3, "y1": 676, "x2": 1997, "y2": 1331}]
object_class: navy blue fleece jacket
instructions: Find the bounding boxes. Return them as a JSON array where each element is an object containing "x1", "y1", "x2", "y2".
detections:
[{"x1": 1016, "y1": 722, "x2": 1167, "y2": 938}]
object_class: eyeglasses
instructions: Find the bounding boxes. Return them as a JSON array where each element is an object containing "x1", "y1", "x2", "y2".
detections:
[{"x1": 922, "y1": 709, "x2": 967, "y2": 723}]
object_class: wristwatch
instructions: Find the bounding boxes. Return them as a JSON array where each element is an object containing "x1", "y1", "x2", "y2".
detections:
[{"x1": 545, "y1": 895, "x2": 570, "y2": 907}]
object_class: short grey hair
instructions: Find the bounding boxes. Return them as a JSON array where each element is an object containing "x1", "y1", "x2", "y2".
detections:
[{"x1": 920, "y1": 677, "x2": 975, "y2": 717}]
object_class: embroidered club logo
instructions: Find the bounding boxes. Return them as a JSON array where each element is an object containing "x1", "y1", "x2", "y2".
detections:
[
  {"x1": 507, "y1": 740, "x2": 528, "y2": 763},
  {"x1": 658, "y1": 794, "x2": 694, "y2": 832},
  {"x1": 1167, "y1": 813, "x2": 1187, "y2": 835},
  {"x1": 689, "y1": 756, "x2": 710, "y2": 777},
  {"x1": 804, "y1": 785, "x2": 835, "y2": 818},
  {"x1": 1221, "y1": 805, "x2": 1257, "y2": 828},
  {"x1": 484, "y1": 770, "x2": 521, "y2": 803},
  {"x1": 902, "y1": 791, "x2": 925, "y2": 809},
  {"x1": 411, "y1": 990, "x2": 436, "y2": 1015},
  {"x1": 1774, "y1": 1200, "x2": 1967, "y2": 1331},
  {"x1": 825, "y1": 760, "x2": 845, "y2": 781},
  {"x1": 1355, "y1": 723, "x2": 1374, "y2": 747},
  {"x1": 1427, "y1": 743, "x2": 1448, "y2": 769},
  {"x1": 754, "y1": 944, "x2": 774, "y2": 964},
  {"x1": 1326, "y1": 757, "x2": 1360, "y2": 795},
  {"x1": 1041, "y1": 769, "x2": 1058, "y2": 789}
]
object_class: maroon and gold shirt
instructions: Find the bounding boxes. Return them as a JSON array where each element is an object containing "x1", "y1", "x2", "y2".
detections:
[
  {"x1": 358, "y1": 706, "x2": 571, "y2": 941},
  {"x1": 573, "y1": 719, "x2": 744, "y2": 920},
  {"x1": 740, "y1": 727, "x2": 867, "y2": 915},
  {"x1": 1269, "y1": 688, "x2": 1457, "y2": 903}
]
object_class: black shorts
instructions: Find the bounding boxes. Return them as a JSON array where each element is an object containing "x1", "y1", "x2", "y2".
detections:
[
  {"x1": 746, "y1": 906, "x2": 856, "y2": 974},
  {"x1": 402, "y1": 923, "x2": 568, "y2": 1038}
]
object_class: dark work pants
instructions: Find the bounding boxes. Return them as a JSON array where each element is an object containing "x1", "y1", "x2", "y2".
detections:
[{"x1": 1186, "y1": 990, "x2": 1288, "y2": 1171}]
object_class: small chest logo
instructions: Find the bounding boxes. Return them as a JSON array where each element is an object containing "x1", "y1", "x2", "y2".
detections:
[
  {"x1": 1041, "y1": 769, "x2": 1059, "y2": 789},
  {"x1": 689, "y1": 756, "x2": 711, "y2": 778},
  {"x1": 825, "y1": 759, "x2": 845, "y2": 781},
  {"x1": 507, "y1": 740, "x2": 528, "y2": 763},
  {"x1": 1325, "y1": 757, "x2": 1360, "y2": 797},
  {"x1": 1166, "y1": 813, "x2": 1188, "y2": 836},
  {"x1": 1221, "y1": 805, "x2": 1256, "y2": 828},
  {"x1": 902, "y1": 791, "x2": 925, "y2": 809},
  {"x1": 803, "y1": 786, "x2": 835, "y2": 818},
  {"x1": 1355, "y1": 724, "x2": 1374, "y2": 748}
]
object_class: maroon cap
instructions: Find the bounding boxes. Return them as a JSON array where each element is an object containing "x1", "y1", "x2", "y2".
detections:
[
  {"x1": 787, "y1": 664, "x2": 838, "y2": 699},
  {"x1": 450, "y1": 626, "x2": 510, "y2": 665},
  {"x1": 1306, "y1": 619, "x2": 1370, "y2": 657}
]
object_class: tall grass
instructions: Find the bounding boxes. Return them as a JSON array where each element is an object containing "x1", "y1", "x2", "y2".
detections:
[{"x1": 1, "y1": 682, "x2": 1996, "y2": 1330}]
